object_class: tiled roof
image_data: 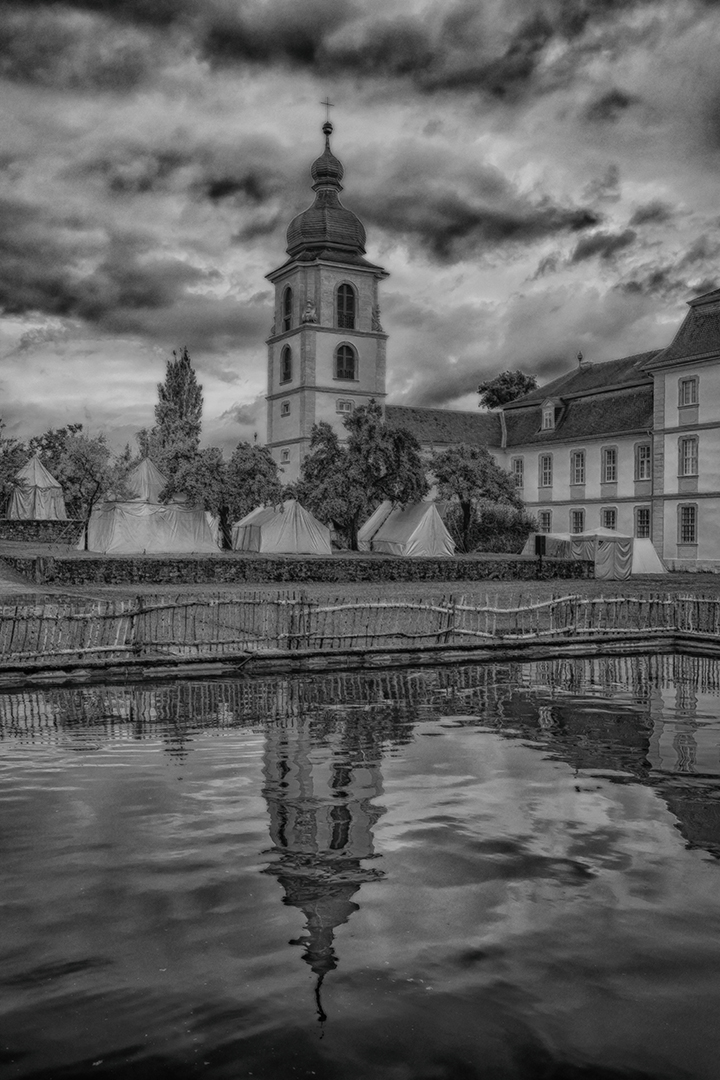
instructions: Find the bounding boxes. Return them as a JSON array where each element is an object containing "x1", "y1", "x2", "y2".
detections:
[
  {"x1": 386, "y1": 405, "x2": 502, "y2": 448},
  {"x1": 504, "y1": 351, "x2": 658, "y2": 407},
  {"x1": 646, "y1": 292, "x2": 720, "y2": 366},
  {"x1": 504, "y1": 385, "x2": 653, "y2": 447}
]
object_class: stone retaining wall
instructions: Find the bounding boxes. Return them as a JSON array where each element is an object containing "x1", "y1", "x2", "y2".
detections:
[
  {"x1": 3, "y1": 552, "x2": 594, "y2": 586},
  {"x1": 0, "y1": 519, "x2": 83, "y2": 544}
]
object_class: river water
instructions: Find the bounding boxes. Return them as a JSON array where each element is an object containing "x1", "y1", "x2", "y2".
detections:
[{"x1": 2, "y1": 654, "x2": 720, "y2": 1080}]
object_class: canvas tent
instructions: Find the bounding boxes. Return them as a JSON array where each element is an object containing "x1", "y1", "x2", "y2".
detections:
[
  {"x1": 357, "y1": 500, "x2": 393, "y2": 552},
  {"x1": 231, "y1": 500, "x2": 332, "y2": 555},
  {"x1": 80, "y1": 459, "x2": 219, "y2": 554},
  {"x1": 522, "y1": 529, "x2": 667, "y2": 579},
  {"x1": 361, "y1": 502, "x2": 455, "y2": 558},
  {"x1": 7, "y1": 455, "x2": 67, "y2": 520}
]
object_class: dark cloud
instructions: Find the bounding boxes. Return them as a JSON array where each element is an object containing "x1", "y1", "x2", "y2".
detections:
[
  {"x1": 74, "y1": 134, "x2": 290, "y2": 205},
  {"x1": 584, "y1": 89, "x2": 638, "y2": 122},
  {"x1": 0, "y1": 7, "x2": 157, "y2": 90},
  {"x1": 629, "y1": 200, "x2": 674, "y2": 226},
  {"x1": 0, "y1": 0, "x2": 677, "y2": 114},
  {"x1": 618, "y1": 267, "x2": 685, "y2": 295},
  {"x1": 0, "y1": 195, "x2": 271, "y2": 349},
  {"x1": 352, "y1": 152, "x2": 600, "y2": 263},
  {"x1": 570, "y1": 228, "x2": 636, "y2": 262}
]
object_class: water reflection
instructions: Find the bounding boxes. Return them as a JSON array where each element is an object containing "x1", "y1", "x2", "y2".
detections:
[
  {"x1": 261, "y1": 715, "x2": 389, "y2": 1021},
  {"x1": 3, "y1": 655, "x2": 720, "y2": 1077}
]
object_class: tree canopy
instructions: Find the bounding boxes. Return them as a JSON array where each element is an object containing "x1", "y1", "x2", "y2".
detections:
[
  {"x1": 430, "y1": 443, "x2": 529, "y2": 552},
  {"x1": 137, "y1": 346, "x2": 204, "y2": 483},
  {"x1": 296, "y1": 400, "x2": 428, "y2": 549},
  {"x1": 477, "y1": 370, "x2": 538, "y2": 409}
]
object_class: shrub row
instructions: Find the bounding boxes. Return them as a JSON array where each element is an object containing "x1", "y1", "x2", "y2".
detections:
[
  {"x1": 4, "y1": 552, "x2": 594, "y2": 587},
  {"x1": 0, "y1": 519, "x2": 84, "y2": 544}
]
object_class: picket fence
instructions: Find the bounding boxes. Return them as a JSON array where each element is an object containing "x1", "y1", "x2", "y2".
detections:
[{"x1": 1, "y1": 592, "x2": 719, "y2": 669}]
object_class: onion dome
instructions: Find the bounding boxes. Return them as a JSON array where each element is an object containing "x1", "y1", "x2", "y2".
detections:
[{"x1": 286, "y1": 122, "x2": 367, "y2": 259}]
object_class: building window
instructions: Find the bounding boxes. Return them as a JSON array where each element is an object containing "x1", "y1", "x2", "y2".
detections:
[
  {"x1": 539, "y1": 454, "x2": 553, "y2": 488},
  {"x1": 280, "y1": 449, "x2": 290, "y2": 464},
  {"x1": 542, "y1": 406, "x2": 554, "y2": 431},
  {"x1": 282, "y1": 287, "x2": 293, "y2": 332},
  {"x1": 538, "y1": 510, "x2": 552, "y2": 533},
  {"x1": 337, "y1": 284, "x2": 356, "y2": 329},
  {"x1": 635, "y1": 443, "x2": 651, "y2": 480},
  {"x1": 280, "y1": 346, "x2": 292, "y2": 383},
  {"x1": 679, "y1": 504, "x2": 698, "y2": 544},
  {"x1": 335, "y1": 344, "x2": 357, "y2": 380},
  {"x1": 570, "y1": 509, "x2": 585, "y2": 534},
  {"x1": 280, "y1": 400, "x2": 290, "y2": 417},
  {"x1": 511, "y1": 457, "x2": 524, "y2": 488},
  {"x1": 570, "y1": 450, "x2": 585, "y2": 486},
  {"x1": 679, "y1": 376, "x2": 698, "y2": 407},
  {"x1": 602, "y1": 447, "x2": 617, "y2": 484},
  {"x1": 679, "y1": 436, "x2": 698, "y2": 476},
  {"x1": 635, "y1": 507, "x2": 651, "y2": 538},
  {"x1": 336, "y1": 399, "x2": 354, "y2": 414},
  {"x1": 601, "y1": 507, "x2": 617, "y2": 530}
]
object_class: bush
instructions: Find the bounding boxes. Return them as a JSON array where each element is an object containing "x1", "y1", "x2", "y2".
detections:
[{"x1": 445, "y1": 504, "x2": 536, "y2": 554}]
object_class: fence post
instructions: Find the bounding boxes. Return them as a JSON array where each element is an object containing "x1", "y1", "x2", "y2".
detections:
[{"x1": 131, "y1": 596, "x2": 145, "y2": 656}]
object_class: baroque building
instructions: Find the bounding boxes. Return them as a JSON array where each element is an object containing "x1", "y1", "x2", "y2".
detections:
[{"x1": 267, "y1": 124, "x2": 720, "y2": 571}]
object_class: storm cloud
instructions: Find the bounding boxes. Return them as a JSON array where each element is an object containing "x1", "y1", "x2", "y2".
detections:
[{"x1": 0, "y1": 0, "x2": 719, "y2": 447}]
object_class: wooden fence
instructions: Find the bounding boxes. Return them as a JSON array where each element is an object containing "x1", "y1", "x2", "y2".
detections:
[{"x1": 1, "y1": 592, "x2": 719, "y2": 670}]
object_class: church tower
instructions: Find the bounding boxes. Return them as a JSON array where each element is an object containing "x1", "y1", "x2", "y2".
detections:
[{"x1": 266, "y1": 120, "x2": 389, "y2": 482}]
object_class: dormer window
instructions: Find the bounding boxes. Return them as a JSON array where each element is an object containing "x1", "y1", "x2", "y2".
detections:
[{"x1": 542, "y1": 404, "x2": 555, "y2": 431}]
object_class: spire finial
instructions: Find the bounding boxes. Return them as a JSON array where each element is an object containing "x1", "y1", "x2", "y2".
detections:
[{"x1": 320, "y1": 98, "x2": 334, "y2": 147}]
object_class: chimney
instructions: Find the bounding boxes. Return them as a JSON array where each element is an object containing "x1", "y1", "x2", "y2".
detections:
[{"x1": 577, "y1": 351, "x2": 591, "y2": 370}]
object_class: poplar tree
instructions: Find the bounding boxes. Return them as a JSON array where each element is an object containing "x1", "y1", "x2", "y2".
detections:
[{"x1": 155, "y1": 346, "x2": 203, "y2": 447}]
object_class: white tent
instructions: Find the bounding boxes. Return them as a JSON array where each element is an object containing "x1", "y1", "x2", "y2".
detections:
[
  {"x1": 7, "y1": 455, "x2": 67, "y2": 520},
  {"x1": 364, "y1": 502, "x2": 455, "y2": 558},
  {"x1": 357, "y1": 500, "x2": 393, "y2": 552},
  {"x1": 522, "y1": 529, "x2": 667, "y2": 579},
  {"x1": 631, "y1": 538, "x2": 667, "y2": 575},
  {"x1": 125, "y1": 457, "x2": 167, "y2": 502},
  {"x1": 231, "y1": 500, "x2": 332, "y2": 555},
  {"x1": 80, "y1": 459, "x2": 219, "y2": 554}
]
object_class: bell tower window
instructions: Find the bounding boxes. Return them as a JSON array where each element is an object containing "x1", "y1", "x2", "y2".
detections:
[
  {"x1": 335, "y1": 344, "x2": 357, "y2": 381},
  {"x1": 337, "y1": 284, "x2": 356, "y2": 330},
  {"x1": 282, "y1": 287, "x2": 293, "y2": 332},
  {"x1": 280, "y1": 346, "x2": 292, "y2": 384}
]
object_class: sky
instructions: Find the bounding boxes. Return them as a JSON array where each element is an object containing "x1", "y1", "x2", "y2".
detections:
[{"x1": 2, "y1": 0, "x2": 720, "y2": 453}]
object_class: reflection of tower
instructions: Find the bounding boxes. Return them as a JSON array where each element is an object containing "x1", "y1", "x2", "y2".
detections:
[{"x1": 262, "y1": 717, "x2": 386, "y2": 1021}]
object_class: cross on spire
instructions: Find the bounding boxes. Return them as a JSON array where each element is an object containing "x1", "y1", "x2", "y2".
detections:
[{"x1": 320, "y1": 97, "x2": 334, "y2": 123}]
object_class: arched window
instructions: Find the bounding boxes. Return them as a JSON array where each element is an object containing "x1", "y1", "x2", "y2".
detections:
[
  {"x1": 335, "y1": 344, "x2": 357, "y2": 381},
  {"x1": 282, "y1": 287, "x2": 293, "y2": 332},
  {"x1": 336, "y1": 284, "x2": 356, "y2": 329},
  {"x1": 280, "y1": 346, "x2": 292, "y2": 383}
]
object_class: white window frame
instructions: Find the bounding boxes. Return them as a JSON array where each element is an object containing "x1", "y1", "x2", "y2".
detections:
[
  {"x1": 511, "y1": 457, "x2": 524, "y2": 487},
  {"x1": 336, "y1": 399, "x2": 354, "y2": 414},
  {"x1": 635, "y1": 507, "x2": 651, "y2": 539},
  {"x1": 539, "y1": 454, "x2": 553, "y2": 488},
  {"x1": 280, "y1": 448, "x2": 290, "y2": 464},
  {"x1": 678, "y1": 504, "x2": 698, "y2": 545},
  {"x1": 635, "y1": 443, "x2": 651, "y2": 481},
  {"x1": 538, "y1": 510, "x2": 552, "y2": 533},
  {"x1": 679, "y1": 436, "x2": 698, "y2": 477},
  {"x1": 542, "y1": 406, "x2": 554, "y2": 431},
  {"x1": 280, "y1": 400, "x2": 290, "y2": 417},
  {"x1": 678, "y1": 376, "x2": 698, "y2": 407},
  {"x1": 570, "y1": 450, "x2": 586, "y2": 486},
  {"x1": 570, "y1": 509, "x2": 585, "y2": 534},
  {"x1": 602, "y1": 446, "x2": 617, "y2": 484},
  {"x1": 601, "y1": 507, "x2": 617, "y2": 531}
]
